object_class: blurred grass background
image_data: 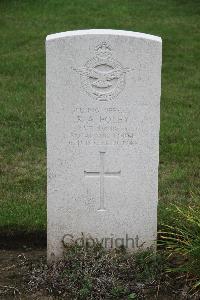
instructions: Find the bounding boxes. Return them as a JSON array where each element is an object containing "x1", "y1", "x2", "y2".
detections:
[{"x1": 0, "y1": 0, "x2": 199, "y2": 232}]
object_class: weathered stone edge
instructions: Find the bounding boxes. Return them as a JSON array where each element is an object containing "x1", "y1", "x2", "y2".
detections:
[{"x1": 46, "y1": 29, "x2": 162, "y2": 43}]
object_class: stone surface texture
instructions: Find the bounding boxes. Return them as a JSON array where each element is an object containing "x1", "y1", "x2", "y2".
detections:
[{"x1": 46, "y1": 29, "x2": 162, "y2": 261}]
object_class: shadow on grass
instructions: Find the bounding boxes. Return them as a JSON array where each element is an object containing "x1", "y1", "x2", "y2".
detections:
[{"x1": 0, "y1": 228, "x2": 46, "y2": 249}]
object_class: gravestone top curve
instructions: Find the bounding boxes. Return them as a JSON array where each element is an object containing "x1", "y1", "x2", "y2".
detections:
[{"x1": 46, "y1": 29, "x2": 161, "y2": 43}]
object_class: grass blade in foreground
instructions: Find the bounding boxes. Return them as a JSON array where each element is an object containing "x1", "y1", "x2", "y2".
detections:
[{"x1": 159, "y1": 196, "x2": 200, "y2": 292}]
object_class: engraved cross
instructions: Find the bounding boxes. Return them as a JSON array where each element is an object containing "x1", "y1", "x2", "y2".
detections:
[{"x1": 84, "y1": 152, "x2": 121, "y2": 211}]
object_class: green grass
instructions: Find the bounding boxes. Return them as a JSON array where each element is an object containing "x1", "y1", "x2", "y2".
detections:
[{"x1": 0, "y1": 0, "x2": 200, "y2": 233}]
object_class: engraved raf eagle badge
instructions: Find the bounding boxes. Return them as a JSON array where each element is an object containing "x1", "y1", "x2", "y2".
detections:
[{"x1": 74, "y1": 42, "x2": 131, "y2": 101}]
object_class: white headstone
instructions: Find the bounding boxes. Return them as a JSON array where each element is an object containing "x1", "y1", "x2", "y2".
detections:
[{"x1": 46, "y1": 29, "x2": 162, "y2": 261}]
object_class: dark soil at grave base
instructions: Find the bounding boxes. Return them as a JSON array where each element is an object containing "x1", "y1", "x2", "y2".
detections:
[
  {"x1": 0, "y1": 248, "x2": 47, "y2": 300},
  {"x1": 0, "y1": 248, "x2": 197, "y2": 300},
  {"x1": 0, "y1": 231, "x2": 46, "y2": 249}
]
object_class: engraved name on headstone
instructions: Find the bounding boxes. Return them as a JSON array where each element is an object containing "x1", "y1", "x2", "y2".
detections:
[{"x1": 46, "y1": 29, "x2": 162, "y2": 261}]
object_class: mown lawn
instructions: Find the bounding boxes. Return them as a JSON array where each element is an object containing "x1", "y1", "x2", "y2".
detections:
[{"x1": 0, "y1": 0, "x2": 199, "y2": 233}]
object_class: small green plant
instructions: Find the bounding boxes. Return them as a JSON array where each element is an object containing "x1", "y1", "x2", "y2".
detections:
[
  {"x1": 110, "y1": 285, "x2": 128, "y2": 298},
  {"x1": 128, "y1": 293, "x2": 137, "y2": 299}
]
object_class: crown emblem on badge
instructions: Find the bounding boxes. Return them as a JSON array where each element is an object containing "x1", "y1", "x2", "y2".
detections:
[
  {"x1": 73, "y1": 42, "x2": 132, "y2": 101},
  {"x1": 95, "y1": 42, "x2": 112, "y2": 59}
]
